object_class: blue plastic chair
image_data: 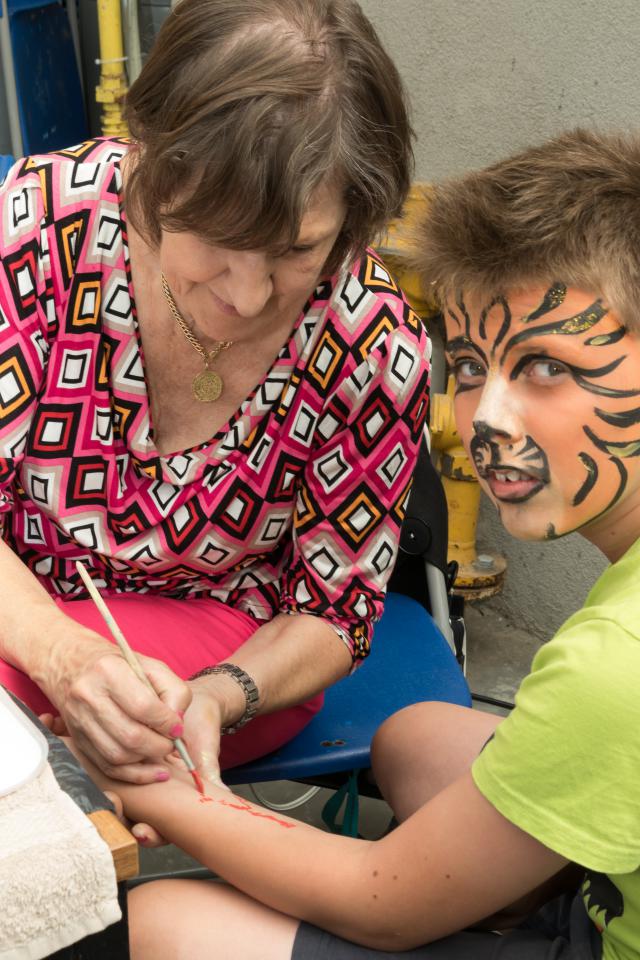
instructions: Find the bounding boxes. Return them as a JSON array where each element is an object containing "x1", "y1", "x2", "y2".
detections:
[
  {"x1": 0, "y1": 155, "x2": 15, "y2": 183},
  {"x1": 226, "y1": 592, "x2": 470, "y2": 789},
  {"x1": 225, "y1": 445, "x2": 471, "y2": 824}
]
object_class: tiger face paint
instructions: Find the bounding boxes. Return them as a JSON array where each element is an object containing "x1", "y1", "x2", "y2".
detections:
[{"x1": 445, "y1": 285, "x2": 640, "y2": 557}]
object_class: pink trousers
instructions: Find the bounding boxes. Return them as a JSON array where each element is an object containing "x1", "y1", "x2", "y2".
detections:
[{"x1": 0, "y1": 594, "x2": 322, "y2": 770}]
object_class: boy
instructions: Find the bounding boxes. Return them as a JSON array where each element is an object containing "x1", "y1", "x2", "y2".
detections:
[{"x1": 75, "y1": 129, "x2": 640, "y2": 960}]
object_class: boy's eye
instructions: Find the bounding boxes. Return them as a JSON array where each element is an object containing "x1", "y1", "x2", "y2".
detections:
[
  {"x1": 452, "y1": 358, "x2": 486, "y2": 383},
  {"x1": 527, "y1": 359, "x2": 569, "y2": 379}
]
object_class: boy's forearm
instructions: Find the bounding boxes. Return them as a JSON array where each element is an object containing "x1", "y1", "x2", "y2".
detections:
[{"x1": 117, "y1": 772, "x2": 377, "y2": 941}]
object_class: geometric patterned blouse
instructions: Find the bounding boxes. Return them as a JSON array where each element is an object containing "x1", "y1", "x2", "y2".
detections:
[{"x1": 0, "y1": 139, "x2": 431, "y2": 664}]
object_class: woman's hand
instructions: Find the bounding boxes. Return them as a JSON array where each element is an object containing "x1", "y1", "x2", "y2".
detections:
[
  {"x1": 41, "y1": 624, "x2": 192, "y2": 783},
  {"x1": 180, "y1": 672, "x2": 247, "y2": 788}
]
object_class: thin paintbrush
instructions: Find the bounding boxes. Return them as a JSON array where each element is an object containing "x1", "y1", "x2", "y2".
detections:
[{"x1": 75, "y1": 561, "x2": 205, "y2": 795}]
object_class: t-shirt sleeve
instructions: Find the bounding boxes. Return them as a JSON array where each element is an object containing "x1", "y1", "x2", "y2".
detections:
[
  {"x1": 279, "y1": 301, "x2": 431, "y2": 665},
  {"x1": 0, "y1": 162, "x2": 52, "y2": 526},
  {"x1": 472, "y1": 616, "x2": 640, "y2": 874}
]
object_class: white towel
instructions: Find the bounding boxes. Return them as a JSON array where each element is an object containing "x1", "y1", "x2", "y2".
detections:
[{"x1": 0, "y1": 763, "x2": 121, "y2": 960}]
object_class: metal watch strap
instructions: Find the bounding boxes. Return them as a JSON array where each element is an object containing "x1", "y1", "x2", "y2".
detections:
[{"x1": 189, "y1": 662, "x2": 260, "y2": 734}]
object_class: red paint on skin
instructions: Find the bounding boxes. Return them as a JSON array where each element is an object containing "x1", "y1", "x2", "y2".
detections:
[
  {"x1": 219, "y1": 798, "x2": 253, "y2": 812},
  {"x1": 190, "y1": 769, "x2": 206, "y2": 796},
  {"x1": 193, "y1": 794, "x2": 296, "y2": 828}
]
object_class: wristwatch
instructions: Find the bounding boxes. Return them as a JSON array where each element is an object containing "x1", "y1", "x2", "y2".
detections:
[{"x1": 189, "y1": 662, "x2": 260, "y2": 734}]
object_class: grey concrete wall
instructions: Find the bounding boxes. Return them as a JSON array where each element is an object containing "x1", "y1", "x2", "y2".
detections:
[
  {"x1": 358, "y1": 0, "x2": 627, "y2": 639},
  {"x1": 362, "y1": 0, "x2": 640, "y2": 181}
]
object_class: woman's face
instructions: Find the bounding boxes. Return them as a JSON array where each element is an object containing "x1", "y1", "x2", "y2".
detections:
[
  {"x1": 159, "y1": 181, "x2": 346, "y2": 340},
  {"x1": 445, "y1": 285, "x2": 640, "y2": 557}
]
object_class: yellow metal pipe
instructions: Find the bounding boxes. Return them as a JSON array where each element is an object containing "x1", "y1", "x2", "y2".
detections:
[
  {"x1": 95, "y1": 0, "x2": 129, "y2": 137},
  {"x1": 430, "y1": 379, "x2": 506, "y2": 598},
  {"x1": 377, "y1": 187, "x2": 506, "y2": 599}
]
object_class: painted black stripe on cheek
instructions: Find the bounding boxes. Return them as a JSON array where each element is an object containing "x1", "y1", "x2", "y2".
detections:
[
  {"x1": 586, "y1": 457, "x2": 628, "y2": 523},
  {"x1": 595, "y1": 406, "x2": 640, "y2": 428},
  {"x1": 584, "y1": 424, "x2": 640, "y2": 458},
  {"x1": 574, "y1": 377, "x2": 640, "y2": 399},
  {"x1": 572, "y1": 452, "x2": 598, "y2": 506}
]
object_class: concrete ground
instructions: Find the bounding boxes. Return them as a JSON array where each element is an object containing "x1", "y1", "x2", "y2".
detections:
[{"x1": 137, "y1": 597, "x2": 543, "y2": 879}]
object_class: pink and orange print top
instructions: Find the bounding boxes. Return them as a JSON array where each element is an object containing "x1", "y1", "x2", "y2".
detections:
[{"x1": 0, "y1": 139, "x2": 431, "y2": 663}]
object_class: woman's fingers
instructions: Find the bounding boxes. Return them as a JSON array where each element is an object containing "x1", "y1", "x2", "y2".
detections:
[
  {"x1": 89, "y1": 653, "x2": 187, "y2": 747},
  {"x1": 47, "y1": 631, "x2": 190, "y2": 776},
  {"x1": 142, "y1": 656, "x2": 192, "y2": 717},
  {"x1": 62, "y1": 698, "x2": 172, "y2": 784},
  {"x1": 50, "y1": 715, "x2": 69, "y2": 736},
  {"x1": 60, "y1": 654, "x2": 192, "y2": 779}
]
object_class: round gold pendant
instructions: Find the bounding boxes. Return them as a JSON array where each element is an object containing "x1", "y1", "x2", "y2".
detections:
[{"x1": 193, "y1": 369, "x2": 223, "y2": 402}]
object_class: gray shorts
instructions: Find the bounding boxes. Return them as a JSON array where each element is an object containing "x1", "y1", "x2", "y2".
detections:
[{"x1": 292, "y1": 894, "x2": 601, "y2": 960}]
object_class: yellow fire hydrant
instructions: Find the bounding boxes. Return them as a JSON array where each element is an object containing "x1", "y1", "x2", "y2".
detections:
[
  {"x1": 377, "y1": 186, "x2": 506, "y2": 598},
  {"x1": 429, "y1": 378, "x2": 506, "y2": 597}
]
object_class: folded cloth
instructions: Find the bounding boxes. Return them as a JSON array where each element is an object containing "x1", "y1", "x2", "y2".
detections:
[{"x1": 0, "y1": 762, "x2": 121, "y2": 960}]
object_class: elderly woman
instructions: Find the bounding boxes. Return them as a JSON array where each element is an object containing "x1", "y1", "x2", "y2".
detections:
[{"x1": 0, "y1": 0, "x2": 429, "y2": 786}]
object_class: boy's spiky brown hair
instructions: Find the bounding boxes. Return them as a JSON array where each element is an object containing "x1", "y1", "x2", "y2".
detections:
[{"x1": 414, "y1": 128, "x2": 640, "y2": 330}]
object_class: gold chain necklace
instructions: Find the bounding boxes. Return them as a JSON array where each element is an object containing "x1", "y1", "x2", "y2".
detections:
[{"x1": 161, "y1": 273, "x2": 233, "y2": 403}]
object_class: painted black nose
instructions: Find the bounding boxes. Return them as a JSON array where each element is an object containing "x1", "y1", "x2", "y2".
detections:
[{"x1": 472, "y1": 420, "x2": 511, "y2": 443}]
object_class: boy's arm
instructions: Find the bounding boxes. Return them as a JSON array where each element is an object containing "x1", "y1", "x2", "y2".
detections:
[{"x1": 108, "y1": 766, "x2": 568, "y2": 951}]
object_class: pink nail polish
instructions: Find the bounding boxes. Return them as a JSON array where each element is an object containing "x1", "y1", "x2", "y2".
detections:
[
  {"x1": 136, "y1": 834, "x2": 149, "y2": 845},
  {"x1": 178, "y1": 710, "x2": 185, "y2": 720},
  {"x1": 169, "y1": 722, "x2": 184, "y2": 738},
  {"x1": 155, "y1": 770, "x2": 170, "y2": 782}
]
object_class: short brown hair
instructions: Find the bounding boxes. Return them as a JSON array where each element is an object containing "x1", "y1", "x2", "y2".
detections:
[
  {"x1": 414, "y1": 128, "x2": 640, "y2": 331},
  {"x1": 124, "y1": 0, "x2": 413, "y2": 271}
]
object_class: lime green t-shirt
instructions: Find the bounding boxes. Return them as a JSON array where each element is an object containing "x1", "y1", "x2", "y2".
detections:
[{"x1": 472, "y1": 537, "x2": 640, "y2": 960}]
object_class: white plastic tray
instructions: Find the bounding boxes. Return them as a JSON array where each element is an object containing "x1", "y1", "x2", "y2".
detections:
[{"x1": 0, "y1": 686, "x2": 49, "y2": 797}]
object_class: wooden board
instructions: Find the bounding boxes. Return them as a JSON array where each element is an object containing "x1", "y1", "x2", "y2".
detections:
[{"x1": 89, "y1": 810, "x2": 139, "y2": 881}]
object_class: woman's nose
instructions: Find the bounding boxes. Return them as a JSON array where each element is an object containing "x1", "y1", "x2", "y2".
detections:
[
  {"x1": 471, "y1": 374, "x2": 521, "y2": 444},
  {"x1": 223, "y1": 251, "x2": 274, "y2": 317}
]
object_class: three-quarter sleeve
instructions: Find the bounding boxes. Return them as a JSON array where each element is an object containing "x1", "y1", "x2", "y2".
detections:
[
  {"x1": 280, "y1": 294, "x2": 431, "y2": 665},
  {"x1": 0, "y1": 163, "x2": 52, "y2": 526}
]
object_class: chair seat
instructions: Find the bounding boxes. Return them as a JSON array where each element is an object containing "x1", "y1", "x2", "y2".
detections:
[{"x1": 225, "y1": 593, "x2": 471, "y2": 785}]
